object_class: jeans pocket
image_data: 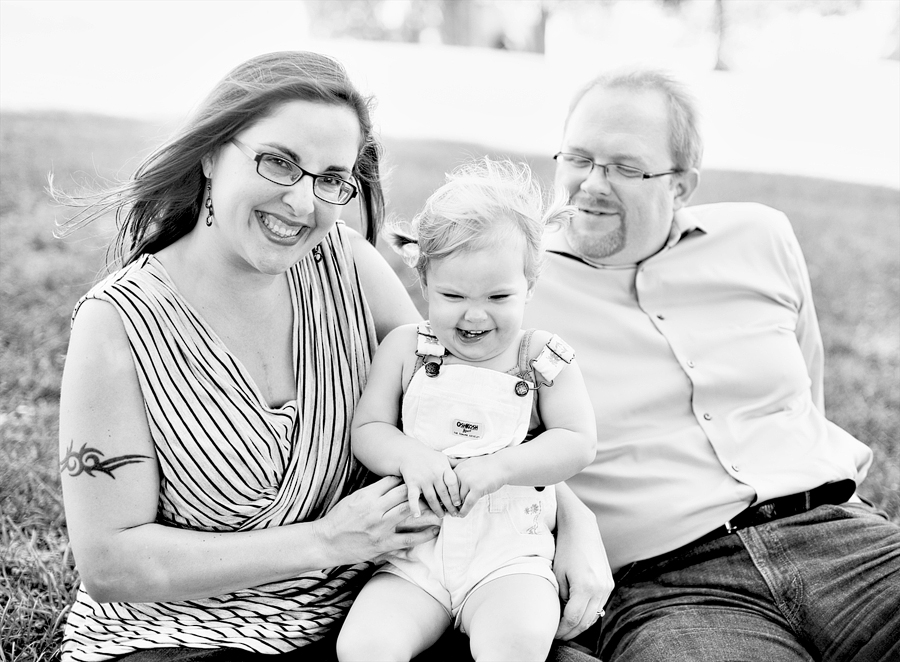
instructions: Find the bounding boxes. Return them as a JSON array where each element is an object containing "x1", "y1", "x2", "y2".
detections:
[{"x1": 830, "y1": 500, "x2": 891, "y2": 522}]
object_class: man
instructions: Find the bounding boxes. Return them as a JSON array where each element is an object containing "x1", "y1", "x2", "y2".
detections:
[{"x1": 525, "y1": 69, "x2": 900, "y2": 661}]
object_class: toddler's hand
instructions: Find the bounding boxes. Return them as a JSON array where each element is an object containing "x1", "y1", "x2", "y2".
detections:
[
  {"x1": 398, "y1": 445, "x2": 462, "y2": 517},
  {"x1": 450, "y1": 455, "x2": 506, "y2": 517}
]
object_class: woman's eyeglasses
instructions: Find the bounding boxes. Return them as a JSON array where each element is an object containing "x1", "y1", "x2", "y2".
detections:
[{"x1": 231, "y1": 138, "x2": 358, "y2": 205}]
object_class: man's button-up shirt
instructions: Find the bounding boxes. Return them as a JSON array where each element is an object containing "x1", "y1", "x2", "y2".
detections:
[{"x1": 525, "y1": 202, "x2": 873, "y2": 572}]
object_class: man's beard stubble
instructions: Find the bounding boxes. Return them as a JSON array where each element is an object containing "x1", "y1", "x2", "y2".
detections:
[{"x1": 566, "y1": 217, "x2": 626, "y2": 262}]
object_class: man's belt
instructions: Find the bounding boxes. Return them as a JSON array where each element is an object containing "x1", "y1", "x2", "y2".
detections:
[
  {"x1": 722, "y1": 478, "x2": 856, "y2": 535},
  {"x1": 620, "y1": 479, "x2": 857, "y2": 581}
]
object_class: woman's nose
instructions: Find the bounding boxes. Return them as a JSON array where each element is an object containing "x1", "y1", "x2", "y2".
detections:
[{"x1": 282, "y1": 176, "x2": 316, "y2": 218}]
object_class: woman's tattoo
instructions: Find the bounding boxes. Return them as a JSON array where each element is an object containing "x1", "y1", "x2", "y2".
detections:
[{"x1": 59, "y1": 440, "x2": 150, "y2": 479}]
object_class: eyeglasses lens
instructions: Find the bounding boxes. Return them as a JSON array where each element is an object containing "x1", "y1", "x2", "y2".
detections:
[{"x1": 257, "y1": 156, "x2": 355, "y2": 204}]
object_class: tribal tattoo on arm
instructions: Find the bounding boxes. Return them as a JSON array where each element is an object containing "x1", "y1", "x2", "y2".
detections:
[{"x1": 59, "y1": 440, "x2": 151, "y2": 479}]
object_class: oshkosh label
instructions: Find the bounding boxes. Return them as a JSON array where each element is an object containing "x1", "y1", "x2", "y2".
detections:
[{"x1": 452, "y1": 419, "x2": 483, "y2": 439}]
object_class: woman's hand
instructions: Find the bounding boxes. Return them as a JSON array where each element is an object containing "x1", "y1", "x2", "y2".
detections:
[
  {"x1": 398, "y1": 446, "x2": 461, "y2": 517},
  {"x1": 553, "y1": 482, "x2": 614, "y2": 640},
  {"x1": 313, "y1": 476, "x2": 442, "y2": 566}
]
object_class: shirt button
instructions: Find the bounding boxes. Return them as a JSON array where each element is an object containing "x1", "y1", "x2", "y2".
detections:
[
  {"x1": 703, "y1": 413, "x2": 712, "y2": 420},
  {"x1": 732, "y1": 464, "x2": 741, "y2": 472},
  {"x1": 687, "y1": 360, "x2": 695, "y2": 368}
]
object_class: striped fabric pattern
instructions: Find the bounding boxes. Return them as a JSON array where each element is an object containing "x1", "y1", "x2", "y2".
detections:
[{"x1": 61, "y1": 223, "x2": 377, "y2": 661}]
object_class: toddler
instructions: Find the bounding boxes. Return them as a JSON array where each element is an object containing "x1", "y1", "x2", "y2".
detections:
[{"x1": 337, "y1": 158, "x2": 597, "y2": 661}]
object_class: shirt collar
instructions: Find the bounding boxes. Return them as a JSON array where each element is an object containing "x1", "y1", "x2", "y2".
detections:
[
  {"x1": 667, "y1": 206, "x2": 707, "y2": 247},
  {"x1": 545, "y1": 206, "x2": 708, "y2": 269}
]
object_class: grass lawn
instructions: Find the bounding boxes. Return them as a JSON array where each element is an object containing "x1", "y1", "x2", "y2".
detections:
[{"x1": 1, "y1": 112, "x2": 897, "y2": 661}]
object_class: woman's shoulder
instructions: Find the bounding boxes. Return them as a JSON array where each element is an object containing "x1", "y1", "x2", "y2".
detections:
[
  {"x1": 325, "y1": 220, "x2": 359, "y2": 253},
  {"x1": 74, "y1": 255, "x2": 161, "y2": 318},
  {"x1": 81, "y1": 255, "x2": 160, "y2": 299}
]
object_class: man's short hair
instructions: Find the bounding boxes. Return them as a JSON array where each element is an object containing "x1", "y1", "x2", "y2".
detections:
[{"x1": 567, "y1": 69, "x2": 704, "y2": 171}]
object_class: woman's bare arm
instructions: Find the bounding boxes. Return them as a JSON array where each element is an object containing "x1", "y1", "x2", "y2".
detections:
[
  {"x1": 348, "y1": 229, "x2": 422, "y2": 342},
  {"x1": 60, "y1": 300, "x2": 439, "y2": 604}
]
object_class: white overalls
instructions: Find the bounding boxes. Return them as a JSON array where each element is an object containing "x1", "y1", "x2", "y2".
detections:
[{"x1": 378, "y1": 322, "x2": 575, "y2": 627}]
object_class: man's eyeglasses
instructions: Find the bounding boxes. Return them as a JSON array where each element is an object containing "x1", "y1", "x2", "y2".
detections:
[
  {"x1": 231, "y1": 138, "x2": 358, "y2": 205},
  {"x1": 553, "y1": 152, "x2": 682, "y2": 186}
]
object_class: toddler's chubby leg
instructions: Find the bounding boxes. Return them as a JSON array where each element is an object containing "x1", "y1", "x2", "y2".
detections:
[
  {"x1": 460, "y1": 574, "x2": 560, "y2": 662},
  {"x1": 337, "y1": 572, "x2": 451, "y2": 662}
]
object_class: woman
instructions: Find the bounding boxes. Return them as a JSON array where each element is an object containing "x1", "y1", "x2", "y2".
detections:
[{"x1": 57, "y1": 51, "x2": 609, "y2": 661}]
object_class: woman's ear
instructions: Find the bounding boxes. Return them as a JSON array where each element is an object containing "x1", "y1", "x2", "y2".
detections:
[{"x1": 201, "y1": 152, "x2": 216, "y2": 179}]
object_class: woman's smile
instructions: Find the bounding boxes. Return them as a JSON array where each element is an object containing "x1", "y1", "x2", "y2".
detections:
[
  {"x1": 206, "y1": 100, "x2": 361, "y2": 275},
  {"x1": 256, "y1": 210, "x2": 306, "y2": 242}
]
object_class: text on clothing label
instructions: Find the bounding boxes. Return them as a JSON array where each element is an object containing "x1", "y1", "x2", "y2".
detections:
[{"x1": 452, "y1": 419, "x2": 484, "y2": 439}]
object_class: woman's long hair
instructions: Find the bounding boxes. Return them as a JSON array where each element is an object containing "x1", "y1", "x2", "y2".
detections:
[{"x1": 54, "y1": 51, "x2": 384, "y2": 271}]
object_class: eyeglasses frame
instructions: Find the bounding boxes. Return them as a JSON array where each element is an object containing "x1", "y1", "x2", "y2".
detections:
[
  {"x1": 553, "y1": 152, "x2": 683, "y2": 182},
  {"x1": 230, "y1": 138, "x2": 358, "y2": 205}
]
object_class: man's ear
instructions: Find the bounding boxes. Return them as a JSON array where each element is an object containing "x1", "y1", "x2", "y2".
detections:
[{"x1": 673, "y1": 168, "x2": 700, "y2": 211}]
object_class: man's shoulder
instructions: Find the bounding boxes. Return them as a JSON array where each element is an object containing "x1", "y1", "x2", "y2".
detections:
[
  {"x1": 677, "y1": 202, "x2": 806, "y2": 273},
  {"x1": 686, "y1": 202, "x2": 794, "y2": 241}
]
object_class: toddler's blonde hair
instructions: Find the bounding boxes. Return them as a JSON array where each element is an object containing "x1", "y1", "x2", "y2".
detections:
[{"x1": 387, "y1": 157, "x2": 572, "y2": 286}]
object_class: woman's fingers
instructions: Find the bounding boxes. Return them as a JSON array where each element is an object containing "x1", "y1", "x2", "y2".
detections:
[
  {"x1": 406, "y1": 485, "x2": 423, "y2": 518},
  {"x1": 372, "y1": 525, "x2": 441, "y2": 563},
  {"x1": 387, "y1": 495, "x2": 441, "y2": 531},
  {"x1": 378, "y1": 480, "x2": 414, "y2": 511},
  {"x1": 321, "y1": 478, "x2": 443, "y2": 564},
  {"x1": 369, "y1": 475, "x2": 405, "y2": 495}
]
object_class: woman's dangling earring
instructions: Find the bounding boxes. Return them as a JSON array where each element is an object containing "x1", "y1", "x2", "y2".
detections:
[{"x1": 205, "y1": 179, "x2": 215, "y2": 227}]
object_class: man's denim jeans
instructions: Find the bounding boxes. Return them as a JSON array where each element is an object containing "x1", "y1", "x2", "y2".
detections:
[{"x1": 597, "y1": 501, "x2": 900, "y2": 662}]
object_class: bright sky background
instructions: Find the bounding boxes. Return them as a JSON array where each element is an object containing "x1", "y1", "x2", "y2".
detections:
[{"x1": 1, "y1": 0, "x2": 898, "y2": 188}]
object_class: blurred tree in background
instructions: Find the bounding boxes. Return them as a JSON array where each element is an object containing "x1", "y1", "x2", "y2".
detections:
[
  {"x1": 305, "y1": 0, "x2": 898, "y2": 68},
  {"x1": 307, "y1": 0, "x2": 550, "y2": 52}
]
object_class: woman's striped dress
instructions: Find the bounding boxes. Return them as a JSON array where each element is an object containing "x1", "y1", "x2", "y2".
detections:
[{"x1": 61, "y1": 223, "x2": 378, "y2": 661}]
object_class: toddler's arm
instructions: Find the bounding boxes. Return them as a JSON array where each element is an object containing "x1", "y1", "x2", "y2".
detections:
[{"x1": 351, "y1": 325, "x2": 461, "y2": 517}]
